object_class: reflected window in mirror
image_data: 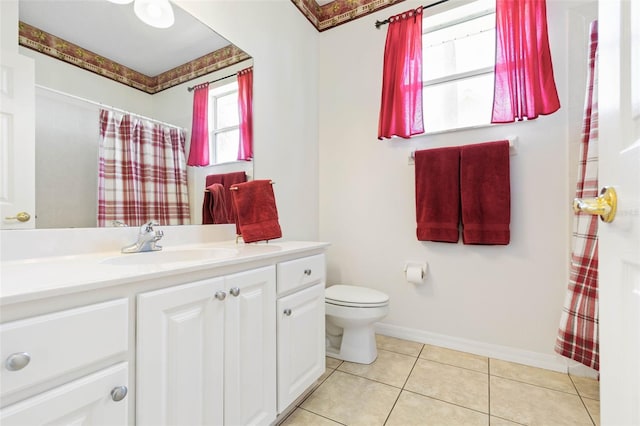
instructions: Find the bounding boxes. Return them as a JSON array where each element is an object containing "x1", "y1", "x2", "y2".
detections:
[{"x1": 209, "y1": 81, "x2": 240, "y2": 164}]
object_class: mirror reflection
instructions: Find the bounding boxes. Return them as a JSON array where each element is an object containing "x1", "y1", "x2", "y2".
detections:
[{"x1": 17, "y1": 0, "x2": 253, "y2": 229}]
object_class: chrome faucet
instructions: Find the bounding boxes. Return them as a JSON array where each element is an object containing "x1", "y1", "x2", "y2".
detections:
[{"x1": 121, "y1": 221, "x2": 164, "y2": 253}]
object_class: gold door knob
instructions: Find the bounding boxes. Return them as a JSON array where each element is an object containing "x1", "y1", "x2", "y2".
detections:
[
  {"x1": 4, "y1": 212, "x2": 31, "y2": 222},
  {"x1": 573, "y1": 186, "x2": 617, "y2": 223}
]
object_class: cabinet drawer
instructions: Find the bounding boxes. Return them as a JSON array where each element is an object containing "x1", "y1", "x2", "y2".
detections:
[
  {"x1": 276, "y1": 254, "x2": 326, "y2": 296},
  {"x1": 1, "y1": 299, "x2": 129, "y2": 400},
  {"x1": 0, "y1": 362, "x2": 129, "y2": 425}
]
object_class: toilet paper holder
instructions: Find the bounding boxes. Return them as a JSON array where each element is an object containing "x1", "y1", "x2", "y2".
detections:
[{"x1": 404, "y1": 261, "x2": 427, "y2": 282}]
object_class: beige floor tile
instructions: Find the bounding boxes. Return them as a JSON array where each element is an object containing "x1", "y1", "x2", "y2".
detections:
[
  {"x1": 490, "y1": 376, "x2": 593, "y2": 425},
  {"x1": 298, "y1": 368, "x2": 336, "y2": 404},
  {"x1": 571, "y1": 375, "x2": 600, "y2": 400},
  {"x1": 300, "y1": 370, "x2": 400, "y2": 426},
  {"x1": 326, "y1": 356, "x2": 343, "y2": 370},
  {"x1": 405, "y1": 358, "x2": 489, "y2": 413},
  {"x1": 337, "y1": 349, "x2": 416, "y2": 388},
  {"x1": 490, "y1": 359, "x2": 576, "y2": 393},
  {"x1": 376, "y1": 334, "x2": 423, "y2": 357},
  {"x1": 582, "y1": 397, "x2": 600, "y2": 426},
  {"x1": 386, "y1": 390, "x2": 488, "y2": 426},
  {"x1": 420, "y1": 344, "x2": 489, "y2": 373},
  {"x1": 280, "y1": 408, "x2": 343, "y2": 426},
  {"x1": 490, "y1": 416, "x2": 523, "y2": 425}
]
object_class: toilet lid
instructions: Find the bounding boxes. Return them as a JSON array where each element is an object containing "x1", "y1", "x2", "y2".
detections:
[{"x1": 325, "y1": 285, "x2": 389, "y2": 307}]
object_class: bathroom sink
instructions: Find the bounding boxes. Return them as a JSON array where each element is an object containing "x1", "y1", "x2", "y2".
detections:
[{"x1": 100, "y1": 247, "x2": 239, "y2": 266}]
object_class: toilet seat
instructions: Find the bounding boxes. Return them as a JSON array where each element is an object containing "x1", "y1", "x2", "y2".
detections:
[{"x1": 325, "y1": 285, "x2": 389, "y2": 308}]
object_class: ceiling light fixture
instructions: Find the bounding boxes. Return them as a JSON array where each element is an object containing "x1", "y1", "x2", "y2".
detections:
[
  {"x1": 107, "y1": 0, "x2": 175, "y2": 29},
  {"x1": 134, "y1": 0, "x2": 175, "y2": 29}
]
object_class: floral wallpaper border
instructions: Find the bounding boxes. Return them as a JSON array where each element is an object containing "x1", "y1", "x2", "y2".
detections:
[
  {"x1": 18, "y1": 21, "x2": 250, "y2": 95},
  {"x1": 291, "y1": 0, "x2": 406, "y2": 31}
]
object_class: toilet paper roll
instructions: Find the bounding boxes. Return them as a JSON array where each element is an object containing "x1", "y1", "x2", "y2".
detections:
[{"x1": 405, "y1": 264, "x2": 425, "y2": 284}]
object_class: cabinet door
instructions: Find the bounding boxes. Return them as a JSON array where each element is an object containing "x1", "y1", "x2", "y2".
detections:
[
  {"x1": 224, "y1": 266, "x2": 276, "y2": 426},
  {"x1": 137, "y1": 278, "x2": 225, "y2": 426},
  {"x1": 277, "y1": 283, "x2": 326, "y2": 412},
  {"x1": 0, "y1": 362, "x2": 129, "y2": 425}
]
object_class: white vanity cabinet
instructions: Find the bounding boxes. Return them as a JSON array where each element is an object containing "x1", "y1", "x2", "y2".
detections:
[
  {"x1": 276, "y1": 254, "x2": 326, "y2": 412},
  {"x1": 136, "y1": 265, "x2": 276, "y2": 426},
  {"x1": 0, "y1": 238, "x2": 329, "y2": 426},
  {"x1": 0, "y1": 299, "x2": 130, "y2": 425}
]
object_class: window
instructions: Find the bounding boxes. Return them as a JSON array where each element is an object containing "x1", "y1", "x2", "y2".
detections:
[
  {"x1": 422, "y1": 0, "x2": 496, "y2": 133},
  {"x1": 209, "y1": 81, "x2": 240, "y2": 164}
]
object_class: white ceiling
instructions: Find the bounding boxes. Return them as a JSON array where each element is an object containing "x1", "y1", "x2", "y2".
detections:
[{"x1": 18, "y1": 0, "x2": 235, "y2": 76}]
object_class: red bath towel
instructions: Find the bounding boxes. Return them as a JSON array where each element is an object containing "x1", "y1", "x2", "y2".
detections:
[
  {"x1": 202, "y1": 183, "x2": 229, "y2": 224},
  {"x1": 202, "y1": 172, "x2": 247, "y2": 224},
  {"x1": 415, "y1": 147, "x2": 461, "y2": 242},
  {"x1": 230, "y1": 180, "x2": 282, "y2": 243},
  {"x1": 460, "y1": 141, "x2": 511, "y2": 245}
]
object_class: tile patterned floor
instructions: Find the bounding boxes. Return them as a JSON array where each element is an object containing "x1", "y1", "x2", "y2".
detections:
[{"x1": 279, "y1": 335, "x2": 600, "y2": 426}]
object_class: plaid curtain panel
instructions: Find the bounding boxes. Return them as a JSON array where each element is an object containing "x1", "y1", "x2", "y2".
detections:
[
  {"x1": 555, "y1": 21, "x2": 599, "y2": 371},
  {"x1": 97, "y1": 109, "x2": 191, "y2": 227}
]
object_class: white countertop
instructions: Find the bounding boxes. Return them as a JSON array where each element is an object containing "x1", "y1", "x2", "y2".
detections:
[{"x1": 0, "y1": 240, "x2": 329, "y2": 306}]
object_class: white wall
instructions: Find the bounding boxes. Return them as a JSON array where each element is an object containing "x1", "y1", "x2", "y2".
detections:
[
  {"x1": 318, "y1": 0, "x2": 596, "y2": 371},
  {"x1": 34, "y1": 88, "x2": 101, "y2": 228}
]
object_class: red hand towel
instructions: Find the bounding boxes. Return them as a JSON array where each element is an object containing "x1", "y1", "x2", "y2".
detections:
[
  {"x1": 415, "y1": 147, "x2": 461, "y2": 242},
  {"x1": 204, "y1": 172, "x2": 247, "y2": 224},
  {"x1": 202, "y1": 183, "x2": 229, "y2": 224},
  {"x1": 460, "y1": 141, "x2": 511, "y2": 245},
  {"x1": 230, "y1": 180, "x2": 282, "y2": 243}
]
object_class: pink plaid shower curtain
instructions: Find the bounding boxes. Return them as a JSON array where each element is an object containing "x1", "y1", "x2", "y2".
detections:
[
  {"x1": 97, "y1": 109, "x2": 191, "y2": 227},
  {"x1": 555, "y1": 21, "x2": 599, "y2": 371}
]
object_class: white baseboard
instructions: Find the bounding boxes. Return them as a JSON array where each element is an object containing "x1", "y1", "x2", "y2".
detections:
[
  {"x1": 567, "y1": 362, "x2": 599, "y2": 379},
  {"x1": 375, "y1": 322, "x2": 577, "y2": 374}
]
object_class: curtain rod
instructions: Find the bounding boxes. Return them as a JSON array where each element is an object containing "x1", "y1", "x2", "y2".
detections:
[
  {"x1": 374, "y1": 0, "x2": 450, "y2": 28},
  {"x1": 35, "y1": 85, "x2": 185, "y2": 130},
  {"x1": 187, "y1": 73, "x2": 236, "y2": 92}
]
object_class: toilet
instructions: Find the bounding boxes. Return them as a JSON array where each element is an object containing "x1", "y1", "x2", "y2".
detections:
[{"x1": 325, "y1": 285, "x2": 390, "y2": 364}]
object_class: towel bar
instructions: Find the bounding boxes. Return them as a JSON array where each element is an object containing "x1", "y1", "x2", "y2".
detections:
[
  {"x1": 229, "y1": 180, "x2": 275, "y2": 191},
  {"x1": 409, "y1": 137, "x2": 517, "y2": 164}
]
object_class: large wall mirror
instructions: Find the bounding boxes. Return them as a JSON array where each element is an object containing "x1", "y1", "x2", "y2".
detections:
[{"x1": 17, "y1": 0, "x2": 253, "y2": 229}]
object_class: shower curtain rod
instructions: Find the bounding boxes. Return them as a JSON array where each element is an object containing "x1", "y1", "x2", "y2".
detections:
[
  {"x1": 35, "y1": 85, "x2": 185, "y2": 130},
  {"x1": 186, "y1": 72, "x2": 236, "y2": 92},
  {"x1": 374, "y1": 0, "x2": 450, "y2": 28}
]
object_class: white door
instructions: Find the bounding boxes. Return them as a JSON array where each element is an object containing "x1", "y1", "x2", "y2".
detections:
[
  {"x1": 277, "y1": 282, "x2": 326, "y2": 413},
  {"x1": 0, "y1": 362, "x2": 129, "y2": 425},
  {"x1": 136, "y1": 278, "x2": 226, "y2": 426},
  {"x1": 0, "y1": 49, "x2": 35, "y2": 229},
  {"x1": 224, "y1": 266, "x2": 276, "y2": 426},
  {"x1": 597, "y1": 0, "x2": 640, "y2": 424}
]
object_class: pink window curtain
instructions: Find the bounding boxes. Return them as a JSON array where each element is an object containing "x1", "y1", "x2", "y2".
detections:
[
  {"x1": 237, "y1": 67, "x2": 253, "y2": 161},
  {"x1": 491, "y1": 0, "x2": 560, "y2": 123},
  {"x1": 187, "y1": 82, "x2": 210, "y2": 166},
  {"x1": 98, "y1": 109, "x2": 191, "y2": 227},
  {"x1": 555, "y1": 21, "x2": 599, "y2": 371},
  {"x1": 377, "y1": 7, "x2": 424, "y2": 140}
]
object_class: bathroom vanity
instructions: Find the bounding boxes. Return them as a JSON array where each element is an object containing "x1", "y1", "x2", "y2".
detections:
[{"x1": 0, "y1": 226, "x2": 328, "y2": 425}]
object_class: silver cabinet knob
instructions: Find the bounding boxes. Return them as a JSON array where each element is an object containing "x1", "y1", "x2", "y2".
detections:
[
  {"x1": 110, "y1": 386, "x2": 128, "y2": 402},
  {"x1": 304, "y1": 269, "x2": 312, "y2": 276},
  {"x1": 283, "y1": 309, "x2": 292, "y2": 316},
  {"x1": 5, "y1": 352, "x2": 31, "y2": 371},
  {"x1": 229, "y1": 287, "x2": 240, "y2": 297},
  {"x1": 214, "y1": 291, "x2": 226, "y2": 301}
]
